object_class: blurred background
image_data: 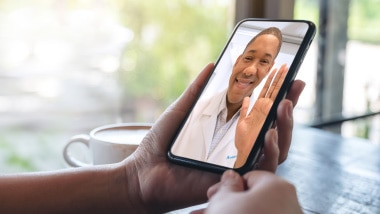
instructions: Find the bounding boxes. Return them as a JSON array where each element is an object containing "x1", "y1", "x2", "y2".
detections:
[{"x1": 0, "y1": 0, "x2": 379, "y2": 173}]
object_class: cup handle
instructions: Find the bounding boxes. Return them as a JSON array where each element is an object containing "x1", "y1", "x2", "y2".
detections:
[{"x1": 63, "y1": 134, "x2": 91, "y2": 167}]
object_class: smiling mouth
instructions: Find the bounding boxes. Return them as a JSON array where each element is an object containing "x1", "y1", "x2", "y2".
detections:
[{"x1": 235, "y1": 78, "x2": 254, "y2": 87}]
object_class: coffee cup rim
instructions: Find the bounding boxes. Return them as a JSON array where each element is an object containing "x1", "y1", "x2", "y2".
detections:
[{"x1": 90, "y1": 122, "x2": 152, "y2": 144}]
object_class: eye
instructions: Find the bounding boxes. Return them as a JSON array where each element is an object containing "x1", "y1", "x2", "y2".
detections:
[
  {"x1": 243, "y1": 56, "x2": 253, "y2": 62},
  {"x1": 260, "y1": 59, "x2": 269, "y2": 65}
]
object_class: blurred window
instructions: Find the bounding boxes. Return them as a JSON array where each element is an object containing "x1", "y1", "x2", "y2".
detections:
[
  {"x1": 294, "y1": 0, "x2": 380, "y2": 143},
  {"x1": 0, "y1": 0, "x2": 232, "y2": 173}
]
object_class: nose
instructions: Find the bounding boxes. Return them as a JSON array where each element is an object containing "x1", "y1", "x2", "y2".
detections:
[{"x1": 243, "y1": 62, "x2": 258, "y2": 76}]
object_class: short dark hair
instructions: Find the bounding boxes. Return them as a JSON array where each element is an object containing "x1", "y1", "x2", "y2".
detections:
[{"x1": 244, "y1": 27, "x2": 283, "y2": 58}]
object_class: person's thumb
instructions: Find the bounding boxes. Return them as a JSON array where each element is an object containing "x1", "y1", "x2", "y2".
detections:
[{"x1": 207, "y1": 170, "x2": 244, "y2": 199}]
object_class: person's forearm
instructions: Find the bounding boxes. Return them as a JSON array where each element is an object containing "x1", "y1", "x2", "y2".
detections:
[{"x1": 0, "y1": 163, "x2": 129, "y2": 214}]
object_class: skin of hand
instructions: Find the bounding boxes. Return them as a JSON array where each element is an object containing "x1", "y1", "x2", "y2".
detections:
[
  {"x1": 192, "y1": 170, "x2": 303, "y2": 214},
  {"x1": 0, "y1": 63, "x2": 304, "y2": 214},
  {"x1": 125, "y1": 63, "x2": 305, "y2": 212},
  {"x1": 234, "y1": 64, "x2": 288, "y2": 168}
]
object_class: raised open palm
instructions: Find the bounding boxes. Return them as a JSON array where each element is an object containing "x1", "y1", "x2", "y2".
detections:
[{"x1": 234, "y1": 64, "x2": 288, "y2": 168}]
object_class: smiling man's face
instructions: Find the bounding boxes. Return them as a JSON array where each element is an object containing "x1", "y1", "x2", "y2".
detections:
[{"x1": 227, "y1": 34, "x2": 280, "y2": 108}]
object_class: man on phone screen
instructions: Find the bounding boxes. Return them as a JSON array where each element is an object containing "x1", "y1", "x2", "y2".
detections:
[{"x1": 171, "y1": 27, "x2": 287, "y2": 168}]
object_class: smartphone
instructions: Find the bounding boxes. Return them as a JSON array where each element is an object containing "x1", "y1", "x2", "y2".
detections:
[{"x1": 167, "y1": 19, "x2": 316, "y2": 174}]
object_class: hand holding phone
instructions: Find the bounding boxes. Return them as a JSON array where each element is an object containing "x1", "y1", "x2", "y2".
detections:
[{"x1": 168, "y1": 19, "x2": 316, "y2": 174}]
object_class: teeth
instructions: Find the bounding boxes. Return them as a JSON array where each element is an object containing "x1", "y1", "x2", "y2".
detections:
[
  {"x1": 238, "y1": 81, "x2": 250, "y2": 86},
  {"x1": 235, "y1": 78, "x2": 253, "y2": 88},
  {"x1": 237, "y1": 78, "x2": 253, "y2": 84}
]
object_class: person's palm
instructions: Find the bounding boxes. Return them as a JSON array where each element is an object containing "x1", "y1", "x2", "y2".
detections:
[
  {"x1": 235, "y1": 64, "x2": 288, "y2": 167},
  {"x1": 235, "y1": 97, "x2": 272, "y2": 157}
]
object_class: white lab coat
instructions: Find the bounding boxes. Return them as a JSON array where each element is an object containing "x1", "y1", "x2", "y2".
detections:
[{"x1": 171, "y1": 89, "x2": 238, "y2": 168}]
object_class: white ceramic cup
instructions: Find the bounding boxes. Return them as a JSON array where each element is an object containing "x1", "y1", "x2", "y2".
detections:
[{"x1": 63, "y1": 123, "x2": 151, "y2": 167}]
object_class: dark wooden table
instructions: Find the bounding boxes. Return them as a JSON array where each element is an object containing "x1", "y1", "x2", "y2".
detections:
[
  {"x1": 171, "y1": 125, "x2": 380, "y2": 213},
  {"x1": 277, "y1": 125, "x2": 380, "y2": 214}
]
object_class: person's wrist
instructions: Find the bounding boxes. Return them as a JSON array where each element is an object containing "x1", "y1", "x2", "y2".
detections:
[{"x1": 105, "y1": 160, "x2": 139, "y2": 213}]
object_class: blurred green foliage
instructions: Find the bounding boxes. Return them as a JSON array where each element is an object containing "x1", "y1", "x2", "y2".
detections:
[
  {"x1": 295, "y1": 0, "x2": 380, "y2": 43},
  {"x1": 114, "y1": 1, "x2": 231, "y2": 113},
  {"x1": 0, "y1": 0, "x2": 232, "y2": 172},
  {"x1": 294, "y1": 0, "x2": 320, "y2": 26},
  {"x1": 0, "y1": 0, "x2": 231, "y2": 111},
  {"x1": 349, "y1": 0, "x2": 380, "y2": 43},
  {"x1": 0, "y1": 134, "x2": 36, "y2": 171}
]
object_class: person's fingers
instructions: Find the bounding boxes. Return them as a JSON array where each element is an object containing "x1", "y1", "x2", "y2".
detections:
[
  {"x1": 285, "y1": 80, "x2": 305, "y2": 107},
  {"x1": 206, "y1": 182, "x2": 222, "y2": 199},
  {"x1": 266, "y1": 64, "x2": 288, "y2": 99},
  {"x1": 248, "y1": 80, "x2": 305, "y2": 170},
  {"x1": 240, "y1": 97, "x2": 250, "y2": 119},
  {"x1": 268, "y1": 80, "x2": 304, "y2": 164},
  {"x1": 275, "y1": 80, "x2": 305, "y2": 164},
  {"x1": 207, "y1": 170, "x2": 244, "y2": 199},
  {"x1": 256, "y1": 129, "x2": 279, "y2": 172},
  {"x1": 276, "y1": 99, "x2": 293, "y2": 164},
  {"x1": 259, "y1": 67, "x2": 277, "y2": 98},
  {"x1": 243, "y1": 170, "x2": 272, "y2": 187},
  {"x1": 243, "y1": 171, "x2": 303, "y2": 214}
]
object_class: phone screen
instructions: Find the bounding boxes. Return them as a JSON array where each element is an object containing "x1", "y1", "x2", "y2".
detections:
[{"x1": 168, "y1": 19, "x2": 315, "y2": 174}]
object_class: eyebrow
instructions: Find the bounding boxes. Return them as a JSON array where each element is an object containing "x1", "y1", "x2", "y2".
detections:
[{"x1": 246, "y1": 50, "x2": 274, "y2": 59}]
